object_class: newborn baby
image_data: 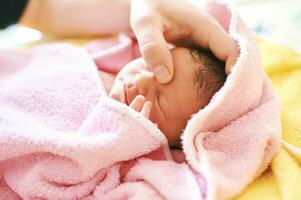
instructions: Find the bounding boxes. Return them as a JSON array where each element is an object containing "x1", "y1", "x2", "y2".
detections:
[{"x1": 99, "y1": 47, "x2": 226, "y2": 147}]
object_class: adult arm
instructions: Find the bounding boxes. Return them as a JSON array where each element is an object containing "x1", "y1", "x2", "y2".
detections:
[{"x1": 19, "y1": 0, "x2": 131, "y2": 37}]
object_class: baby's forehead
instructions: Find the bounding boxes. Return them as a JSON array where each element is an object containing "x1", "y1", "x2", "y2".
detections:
[
  {"x1": 170, "y1": 47, "x2": 205, "y2": 75},
  {"x1": 168, "y1": 47, "x2": 205, "y2": 98},
  {"x1": 170, "y1": 47, "x2": 192, "y2": 57},
  {"x1": 169, "y1": 46, "x2": 224, "y2": 100},
  {"x1": 170, "y1": 47, "x2": 206, "y2": 66}
]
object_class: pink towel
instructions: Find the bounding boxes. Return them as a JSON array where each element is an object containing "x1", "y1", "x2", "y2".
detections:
[{"x1": 0, "y1": 2, "x2": 281, "y2": 200}]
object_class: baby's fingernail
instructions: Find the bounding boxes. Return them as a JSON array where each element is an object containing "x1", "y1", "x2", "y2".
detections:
[
  {"x1": 110, "y1": 93, "x2": 120, "y2": 100},
  {"x1": 136, "y1": 95, "x2": 145, "y2": 100},
  {"x1": 145, "y1": 101, "x2": 152, "y2": 108},
  {"x1": 153, "y1": 65, "x2": 171, "y2": 84}
]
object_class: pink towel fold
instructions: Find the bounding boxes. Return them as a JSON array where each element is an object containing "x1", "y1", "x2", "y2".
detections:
[
  {"x1": 0, "y1": 2, "x2": 281, "y2": 200},
  {"x1": 182, "y1": 2, "x2": 281, "y2": 199}
]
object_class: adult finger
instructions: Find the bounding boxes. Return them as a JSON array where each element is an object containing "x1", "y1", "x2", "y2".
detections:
[
  {"x1": 190, "y1": 13, "x2": 239, "y2": 74},
  {"x1": 131, "y1": 12, "x2": 173, "y2": 83},
  {"x1": 225, "y1": 46, "x2": 239, "y2": 74}
]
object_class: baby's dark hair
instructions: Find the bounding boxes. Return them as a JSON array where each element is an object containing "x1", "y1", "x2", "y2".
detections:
[{"x1": 189, "y1": 48, "x2": 226, "y2": 105}]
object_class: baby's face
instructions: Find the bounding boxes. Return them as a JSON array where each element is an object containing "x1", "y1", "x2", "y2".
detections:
[{"x1": 113, "y1": 48, "x2": 207, "y2": 146}]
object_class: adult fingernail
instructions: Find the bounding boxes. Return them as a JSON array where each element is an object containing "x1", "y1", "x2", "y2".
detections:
[{"x1": 153, "y1": 65, "x2": 171, "y2": 84}]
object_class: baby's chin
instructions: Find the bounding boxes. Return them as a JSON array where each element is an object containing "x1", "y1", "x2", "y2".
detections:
[{"x1": 151, "y1": 120, "x2": 182, "y2": 147}]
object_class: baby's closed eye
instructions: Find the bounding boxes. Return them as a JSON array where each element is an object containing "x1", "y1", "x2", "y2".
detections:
[{"x1": 156, "y1": 94, "x2": 168, "y2": 120}]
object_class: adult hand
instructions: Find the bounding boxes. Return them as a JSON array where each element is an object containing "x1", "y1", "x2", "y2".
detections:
[{"x1": 130, "y1": 0, "x2": 239, "y2": 84}]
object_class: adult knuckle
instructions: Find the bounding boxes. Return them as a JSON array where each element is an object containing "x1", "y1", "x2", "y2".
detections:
[
  {"x1": 140, "y1": 41, "x2": 161, "y2": 54},
  {"x1": 131, "y1": 12, "x2": 156, "y2": 30}
]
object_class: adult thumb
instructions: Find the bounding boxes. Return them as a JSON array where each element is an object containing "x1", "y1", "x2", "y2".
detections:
[{"x1": 132, "y1": 20, "x2": 174, "y2": 83}]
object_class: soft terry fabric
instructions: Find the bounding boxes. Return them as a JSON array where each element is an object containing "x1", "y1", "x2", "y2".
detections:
[
  {"x1": 180, "y1": 2, "x2": 281, "y2": 199},
  {"x1": 234, "y1": 39, "x2": 301, "y2": 200},
  {"x1": 0, "y1": 2, "x2": 281, "y2": 200}
]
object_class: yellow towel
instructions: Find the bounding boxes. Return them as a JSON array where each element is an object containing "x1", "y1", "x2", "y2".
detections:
[{"x1": 235, "y1": 39, "x2": 301, "y2": 200}]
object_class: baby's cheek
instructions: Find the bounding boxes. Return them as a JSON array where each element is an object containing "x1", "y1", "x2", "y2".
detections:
[
  {"x1": 149, "y1": 108, "x2": 168, "y2": 134},
  {"x1": 149, "y1": 108, "x2": 183, "y2": 146},
  {"x1": 149, "y1": 108, "x2": 160, "y2": 126}
]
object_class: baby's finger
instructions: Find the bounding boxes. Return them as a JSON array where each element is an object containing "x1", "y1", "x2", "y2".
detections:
[
  {"x1": 109, "y1": 79, "x2": 125, "y2": 103},
  {"x1": 129, "y1": 95, "x2": 145, "y2": 112},
  {"x1": 141, "y1": 101, "x2": 152, "y2": 119}
]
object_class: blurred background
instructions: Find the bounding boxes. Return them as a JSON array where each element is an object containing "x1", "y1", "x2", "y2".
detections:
[{"x1": 0, "y1": 0, "x2": 300, "y2": 52}]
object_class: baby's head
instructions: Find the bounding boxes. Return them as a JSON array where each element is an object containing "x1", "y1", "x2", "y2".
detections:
[{"x1": 115, "y1": 47, "x2": 226, "y2": 147}]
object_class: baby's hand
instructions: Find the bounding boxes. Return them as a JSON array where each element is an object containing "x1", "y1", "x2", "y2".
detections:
[
  {"x1": 109, "y1": 77, "x2": 126, "y2": 103},
  {"x1": 129, "y1": 95, "x2": 152, "y2": 119}
]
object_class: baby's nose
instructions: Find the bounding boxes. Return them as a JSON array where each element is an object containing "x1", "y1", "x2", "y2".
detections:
[{"x1": 134, "y1": 72, "x2": 157, "y2": 97}]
